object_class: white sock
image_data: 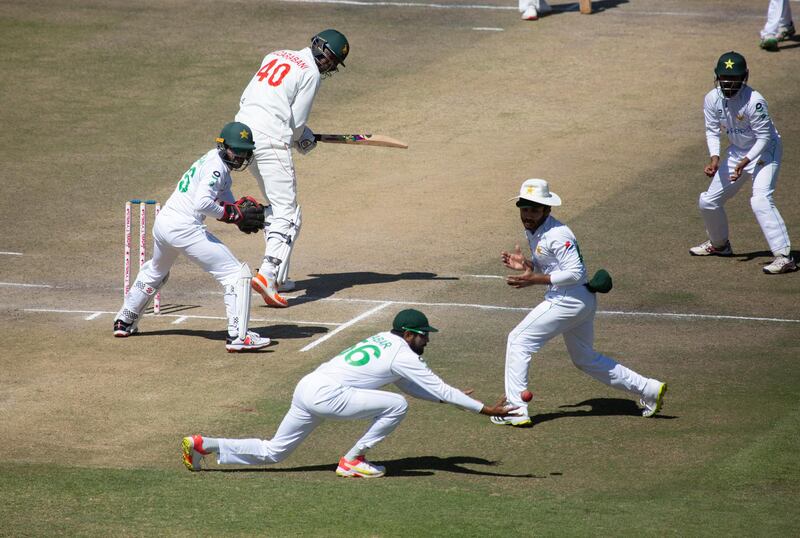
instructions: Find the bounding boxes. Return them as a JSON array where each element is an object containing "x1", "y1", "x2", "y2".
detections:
[{"x1": 200, "y1": 437, "x2": 220, "y2": 453}]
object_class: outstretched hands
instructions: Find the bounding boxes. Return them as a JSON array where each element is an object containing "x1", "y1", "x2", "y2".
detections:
[
  {"x1": 501, "y1": 244, "x2": 527, "y2": 271},
  {"x1": 479, "y1": 396, "x2": 519, "y2": 417}
]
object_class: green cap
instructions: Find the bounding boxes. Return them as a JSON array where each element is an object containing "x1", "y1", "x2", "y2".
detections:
[
  {"x1": 392, "y1": 309, "x2": 438, "y2": 334},
  {"x1": 714, "y1": 51, "x2": 747, "y2": 77},
  {"x1": 216, "y1": 122, "x2": 255, "y2": 152},
  {"x1": 315, "y1": 29, "x2": 349, "y2": 66},
  {"x1": 586, "y1": 269, "x2": 613, "y2": 294}
]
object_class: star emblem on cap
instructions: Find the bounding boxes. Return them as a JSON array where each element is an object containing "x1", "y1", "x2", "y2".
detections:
[
  {"x1": 240, "y1": 129, "x2": 250, "y2": 140},
  {"x1": 724, "y1": 59, "x2": 734, "y2": 69},
  {"x1": 526, "y1": 186, "x2": 535, "y2": 194}
]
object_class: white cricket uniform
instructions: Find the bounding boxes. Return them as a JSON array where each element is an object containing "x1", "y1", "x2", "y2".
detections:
[
  {"x1": 116, "y1": 149, "x2": 244, "y2": 335},
  {"x1": 699, "y1": 86, "x2": 791, "y2": 256},
  {"x1": 504, "y1": 215, "x2": 658, "y2": 411},
  {"x1": 235, "y1": 47, "x2": 321, "y2": 278},
  {"x1": 761, "y1": 0, "x2": 793, "y2": 38},
  {"x1": 217, "y1": 331, "x2": 484, "y2": 465}
]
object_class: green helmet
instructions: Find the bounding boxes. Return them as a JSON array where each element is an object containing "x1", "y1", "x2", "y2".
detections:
[
  {"x1": 217, "y1": 122, "x2": 255, "y2": 151},
  {"x1": 714, "y1": 51, "x2": 748, "y2": 99},
  {"x1": 216, "y1": 122, "x2": 255, "y2": 171},
  {"x1": 311, "y1": 29, "x2": 349, "y2": 75},
  {"x1": 714, "y1": 51, "x2": 747, "y2": 77}
]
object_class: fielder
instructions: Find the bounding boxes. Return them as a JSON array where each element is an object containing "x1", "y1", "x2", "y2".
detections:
[
  {"x1": 182, "y1": 309, "x2": 515, "y2": 478},
  {"x1": 689, "y1": 51, "x2": 795, "y2": 275},
  {"x1": 235, "y1": 29, "x2": 349, "y2": 308},
  {"x1": 113, "y1": 122, "x2": 270, "y2": 352},
  {"x1": 759, "y1": 0, "x2": 795, "y2": 51},
  {"x1": 491, "y1": 179, "x2": 667, "y2": 427}
]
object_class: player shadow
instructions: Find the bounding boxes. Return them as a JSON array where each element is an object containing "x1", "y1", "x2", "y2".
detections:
[
  {"x1": 529, "y1": 397, "x2": 677, "y2": 425},
  {"x1": 143, "y1": 303, "x2": 201, "y2": 315},
  {"x1": 733, "y1": 249, "x2": 799, "y2": 269},
  {"x1": 550, "y1": 0, "x2": 628, "y2": 15},
  {"x1": 207, "y1": 455, "x2": 539, "y2": 478},
  {"x1": 132, "y1": 323, "x2": 328, "y2": 345},
  {"x1": 280, "y1": 271, "x2": 457, "y2": 304}
]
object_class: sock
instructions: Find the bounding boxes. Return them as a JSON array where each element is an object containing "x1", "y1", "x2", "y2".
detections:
[
  {"x1": 344, "y1": 447, "x2": 365, "y2": 461},
  {"x1": 200, "y1": 437, "x2": 220, "y2": 453}
]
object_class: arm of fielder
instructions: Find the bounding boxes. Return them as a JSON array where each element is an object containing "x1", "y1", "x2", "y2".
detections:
[{"x1": 314, "y1": 133, "x2": 408, "y2": 149}]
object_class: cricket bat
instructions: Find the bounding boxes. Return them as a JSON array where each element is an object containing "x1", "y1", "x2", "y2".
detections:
[{"x1": 314, "y1": 133, "x2": 408, "y2": 149}]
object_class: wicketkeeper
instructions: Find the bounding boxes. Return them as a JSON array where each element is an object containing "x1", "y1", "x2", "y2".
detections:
[{"x1": 113, "y1": 122, "x2": 270, "y2": 352}]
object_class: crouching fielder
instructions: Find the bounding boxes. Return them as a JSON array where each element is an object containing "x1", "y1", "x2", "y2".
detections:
[
  {"x1": 491, "y1": 179, "x2": 667, "y2": 428},
  {"x1": 182, "y1": 309, "x2": 515, "y2": 478},
  {"x1": 113, "y1": 122, "x2": 270, "y2": 352}
]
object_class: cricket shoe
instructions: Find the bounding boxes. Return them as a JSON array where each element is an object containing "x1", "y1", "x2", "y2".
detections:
[
  {"x1": 113, "y1": 319, "x2": 138, "y2": 337},
  {"x1": 640, "y1": 381, "x2": 667, "y2": 418},
  {"x1": 778, "y1": 22, "x2": 795, "y2": 41},
  {"x1": 181, "y1": 434, "x2": 209, "y2": 471},
  {"x1": 490, "y1": 409, "x2": 532, "y2": 428},
  {"x1": 689, "y1": 239, "x2": 732, "y2": 257},
  {"x1": 760, "y1": 36, "x2": 779, "y2": 51},
  {"x1": 226, "y1": 331, "x2": 271, "y2": 352},
  {"x1": 251, "y1": 271, "x2": 288, "y2": 308},
  {"x1": 521, "y1": 6, "x2": 538, "y2": 20},
  {"x1": 335, "y1": 455, "x2": 386, "y2": 478},
  {"x1": 762, "y1": 255, "x2": 797, "y2": 274}
]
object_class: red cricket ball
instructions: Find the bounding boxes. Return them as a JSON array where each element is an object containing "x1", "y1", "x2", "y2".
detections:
[{"x1": 521, "y1": 390, "x2": 533, "y2": 402}]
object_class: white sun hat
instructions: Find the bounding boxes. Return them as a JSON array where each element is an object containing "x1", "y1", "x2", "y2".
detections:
[{"x1": 510, "y1": 178, "x2": 562, "y2": 207}]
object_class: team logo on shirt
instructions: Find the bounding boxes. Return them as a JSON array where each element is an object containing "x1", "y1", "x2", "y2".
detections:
[
  {"x1": 736, "y1": 114, "x2": 744, "y2": 121},
  {"x1": 535, "y1": 246, "x2": 543, "y2": 255}
]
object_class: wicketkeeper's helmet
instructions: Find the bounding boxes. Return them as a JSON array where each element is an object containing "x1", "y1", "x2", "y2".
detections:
[{"x1": 216, "y1": 122, "x2": 255, "y2": 171}]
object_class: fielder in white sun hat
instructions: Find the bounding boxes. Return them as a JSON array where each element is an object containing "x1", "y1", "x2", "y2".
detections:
[{"x1": 510, "y1": 178, "x2": 562, "y2": 207}]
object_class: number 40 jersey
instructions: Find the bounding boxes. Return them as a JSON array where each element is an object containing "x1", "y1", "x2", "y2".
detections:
[
  {"x1": 236, "y1": 47, "x2": 321, "y2": 145},
  {"x1": 313, "y1": 331, "x2": 484, "y2": 412}
]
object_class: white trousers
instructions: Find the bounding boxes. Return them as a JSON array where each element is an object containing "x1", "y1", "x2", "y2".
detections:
[
  {"x1": 217, "y1": 372, "x2": 409, "y2": 465},
  {"x1": 761, "y1": 0, "x2": 792, "y2": 38},
  {"x1": 117, "y1": 213, "x2": 243, "y2": 334},
  {"x1": 698, "y1": 140, "x2": 791, "y2": 255},
  {"x1": 504, "y1": 286, "x2": 653, "y2": 412},
  {"x1": 247, "y1": 131, "x2": 300, "y2": 276}
]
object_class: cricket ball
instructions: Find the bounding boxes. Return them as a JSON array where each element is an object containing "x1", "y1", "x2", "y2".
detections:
[{"x1": 520, "y1": 390, "x2": 533, "y2": 402}]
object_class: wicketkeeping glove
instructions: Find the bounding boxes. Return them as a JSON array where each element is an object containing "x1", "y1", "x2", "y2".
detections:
[{"x1": 218, "y1": 196, "x2": 266, "y2": 234}]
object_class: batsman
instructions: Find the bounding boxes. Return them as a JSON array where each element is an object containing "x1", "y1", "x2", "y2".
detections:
[
  {"x1": 113, "y1": 122, "x2": 270, "y2": 352},
  {"x1": 235, "y1": 29, "x2": 349, "y2": 307}
]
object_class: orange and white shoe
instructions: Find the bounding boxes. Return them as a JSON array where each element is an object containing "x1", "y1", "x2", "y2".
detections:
[
  {"x1": 335, "y1": 455, "x2": 386, "y2": 478},
  {"x1": 251, "y1": 271, "x2": 289, "y2": 308},
  {"x1": 181, "y1": 434, "x2": 209, "y2": 471}
]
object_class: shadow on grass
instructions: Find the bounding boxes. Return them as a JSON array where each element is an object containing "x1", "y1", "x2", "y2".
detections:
[
  {"x1": 733, "y1": 249, "x2": 800, "y2": 266},
  {"x1": 550, "y1": 0, "x2": 628, "y2": 15},
  {"x1": 277, "y1": 271, "x2": 457, "y2": 304},
  {"x1": 530, "y1": 397, "x2": 677, "y2": 425},
  {"x1": 130, "y1": 323, "x2": 328, "y2": 347},
  {"x1": 206, "y1": 455, "x2": 539, "y2": 478}
]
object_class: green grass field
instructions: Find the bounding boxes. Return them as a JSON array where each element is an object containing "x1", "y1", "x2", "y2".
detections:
[{"x1": 1, "y1": 0, "x2": 798, "y2": 535}]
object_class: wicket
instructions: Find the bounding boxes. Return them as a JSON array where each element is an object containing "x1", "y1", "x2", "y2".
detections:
[{"x1": 124, "y1": 199, "x2": 161, "y2": 314}]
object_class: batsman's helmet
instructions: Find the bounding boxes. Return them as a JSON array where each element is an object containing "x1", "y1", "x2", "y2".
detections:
[
  {"x1": 714, "y1": 51, "x2": 748, "y2": 99},
  {"x1": 311, "y1": 29, "x2": 349, "y2": 76},
  {"x1": 216, "y1": 122, "x2": 255, "y2": 171}
]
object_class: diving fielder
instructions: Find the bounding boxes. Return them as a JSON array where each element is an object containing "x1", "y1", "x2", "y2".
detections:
[
  {"x1": 689, "y1": 51, "x2": 795, "y2": 274},
  {"x1": 235, "y1": 29, "x2": 349, "y2": 308},
  {"x1": 113, "y1": 122, "x2": 270, "y2": 352},
  {"x1": 182, "y1": 309, "x2": 515, "y2": 478}
]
